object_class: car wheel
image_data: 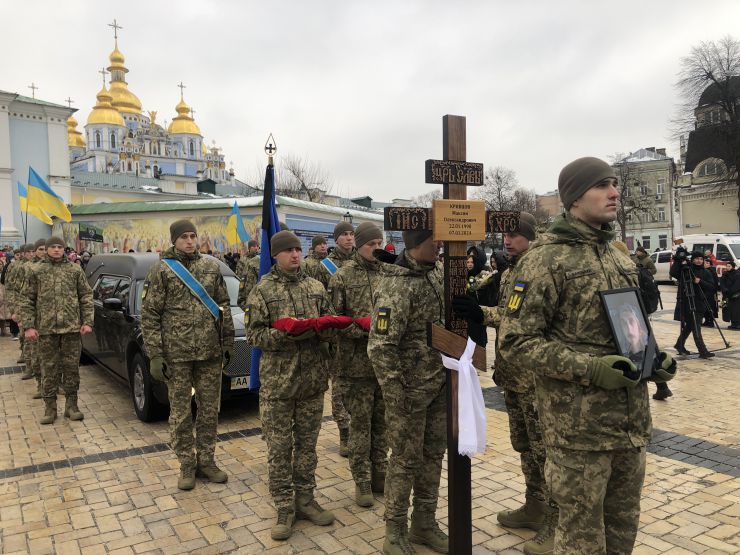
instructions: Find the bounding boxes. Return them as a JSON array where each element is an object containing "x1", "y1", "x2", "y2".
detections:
[{"x1": 129, "y1": 352, "x2": 166, "y2": 422}]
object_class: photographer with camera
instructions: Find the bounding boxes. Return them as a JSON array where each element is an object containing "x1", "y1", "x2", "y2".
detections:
[{"x1": 670, "y1": 248, "x2": 715, "y2": 359}]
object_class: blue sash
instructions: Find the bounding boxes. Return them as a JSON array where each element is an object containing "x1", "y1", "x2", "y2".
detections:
[
  {"x1": 162, "y1": 258, "x2": 221, "y2": 320},
  {"x1": 320, "y1": 258, "x2": 338, "y2": 275}
]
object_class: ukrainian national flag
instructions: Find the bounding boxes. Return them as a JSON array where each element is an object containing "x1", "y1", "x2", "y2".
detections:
[
  {"x1": 27, "y1": 167, "x2": 71, "y2": 222},
  {"x1": 17, "y1": 181, "x2": 53, "y2": 225},
  {"x1": 226, "y1": 201, "x2": 250, "y2": 245}
]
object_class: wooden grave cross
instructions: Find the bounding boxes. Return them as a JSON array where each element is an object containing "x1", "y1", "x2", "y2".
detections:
[{"x1": 383, "y1": 114, "x2": 520, "y2": 554}]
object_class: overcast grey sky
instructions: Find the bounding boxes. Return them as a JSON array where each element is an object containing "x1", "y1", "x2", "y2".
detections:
[{"x1": 2, "y1": 1, "x2": 738, "y2": 201}]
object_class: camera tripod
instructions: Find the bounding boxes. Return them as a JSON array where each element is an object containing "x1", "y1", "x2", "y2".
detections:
[{"x1": 679, "y1": 264, "x2": 731, "y2": 353}]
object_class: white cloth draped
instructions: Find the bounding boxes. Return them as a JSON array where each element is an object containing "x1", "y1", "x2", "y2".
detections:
[{"x1": 440, "y1": 337, "x2": 487, "y2": 457}]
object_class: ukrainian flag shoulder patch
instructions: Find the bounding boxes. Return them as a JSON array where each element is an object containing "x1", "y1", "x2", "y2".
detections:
[{"x1": 506, "y1": 281, "x2": 528, "y2": 315}]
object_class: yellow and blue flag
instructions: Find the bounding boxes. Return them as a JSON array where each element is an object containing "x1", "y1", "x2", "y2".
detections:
[
  {"x1": 27, "y1": 167, "x2": 71, "y2": 222},
  {"x1": 17, "y1": 181, "x2": 53, "y2": 225},
  {"x1": 225, "y1": 201, "x2": 250, "y2": 245}
]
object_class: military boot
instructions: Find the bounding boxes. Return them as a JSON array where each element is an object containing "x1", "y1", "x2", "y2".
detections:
[
  {"x1": 339, "y1": 427, "x2": 349, "y2": 457},
  {"x1": 196, "y1": 461, "x2": 228, "y2": 483},
  {"x1": 522, "y1": 506, "x2": 557, "y2": 555},
  {"x1": 355, "y1": 481, "x2": 374, "y2": 507},
  {"x1": 32, "y1": 385, "x2": 43, "y2": 400},
  {"x1": 383, "y1": 520, "x2": 417, "y2": 555},
  {"x1": 371, "y1": 467, "x2": 386, "y2": 494},
  {"x1": 295, "y1": 493, "x2": 335, "y2": 526},
  {"x1": 497, "y1": 496, "x2": 546, "y2": 531},
  {"x1": 177, "y1": 465, "x2": 196, "y2": 490},
  {"x1": 270, "y1": 507, "x2": 295, "y2": 540},
  {"x1": 409, "y1": 510, "x2": 448, "y2": 553},
  {"x1": 64, "y1": 395, "x2": 84, "y2": 421},
  {"x1": 21, "y1": 367, "x2": 33, "y2": 380},
  {"x1": 40, "y1": 399, "x2": 57, "y2": 425}
]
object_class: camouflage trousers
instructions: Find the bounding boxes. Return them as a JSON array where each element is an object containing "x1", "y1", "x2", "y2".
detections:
[
  {"x1": 336, "y1": 376, "x2": 387, "y2": 485},
  {"x1": 546, "y1": 445, "x2": 646, "y2": 555},
  {"x1": 26, "y1": 338, "x2": 43, "y2": 383},
  {"x1": 165, "y1": 358, "x2": 222, "y2": 469},
  {"x1": 40, "y1": 333, "x2": 81, "y2": 399},
  {"x1": 503, "y1": 388, "x2": 554, "y2": 507},
  {"x1": 260, "y1": 391, "x2": 324, "y2": 511},
  {"x1": 384, "y1": 384, "x2": 447, "y2": 523},
  {"x1": 329, "y1": 365, "x2": 350, "y2": 431}
]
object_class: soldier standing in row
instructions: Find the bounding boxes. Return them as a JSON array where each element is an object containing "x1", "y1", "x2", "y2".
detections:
[
  {"x1": 368, "y1": 229, "x2": 448, "y2": 555},
  {"x1": 23, "y1": 239, "x2": 48, "y2": 398},
  {"x1": 235, "y1": 239, "x2": 260, "y2": 278},
  {"x1": 20, "y1": 236, "x2": 94, "y2": 425},
  {"x1": 245, "y1": 230, "x2": 336, "y2": 540},
  {"x1": 141, "y1": 220, "x2": 234, "y2": 490},
  {"x1": 329, "y1": 222, "x2": 388, "y2": 508},
  {"x1": 498, "y1": 157, "x2": 677, "y2": 554},
  {"x1": 303, "y1": 235, "x2": 328, "y2": 280},
  {"x1": 5, "y1": 243, "x2": 34, "y2": 366},
  {"x1": 238, "y1": 224, "x2": 289, "y2": 310}
]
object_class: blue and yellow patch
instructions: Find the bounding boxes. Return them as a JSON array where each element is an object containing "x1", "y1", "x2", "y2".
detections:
[
  {"x1": 375, "y1": 307, "x2": 391, "y2": 335},
  {"x1": 506, "y1": 281, "x2": 528, "y2": 315}
]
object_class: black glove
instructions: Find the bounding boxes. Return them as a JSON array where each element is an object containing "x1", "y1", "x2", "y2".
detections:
[
  {"x1": 467, "y1": 321, "x2": 488, "y2": 347},
  {"x1": 452, "y1": 295, "x2": 484, "y2": 324}
]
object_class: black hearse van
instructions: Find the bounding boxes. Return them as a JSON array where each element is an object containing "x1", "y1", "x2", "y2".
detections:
[{"x1": 82, "y1": 253, "x2": 252, "y2": 421}]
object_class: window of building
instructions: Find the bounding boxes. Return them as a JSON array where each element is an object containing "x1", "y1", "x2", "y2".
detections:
[
  {"x1": 95, "y1": 131, "x2": 101, "y2": 149},
  {"x1": 110, "y1": 133, "x2": 116, "y2": 149},
  {"x1": 639, "y1": 182, "x2": 649, "y2": 196},
  {"x1": 641, "y1": 236, "x2": 651, "y2": 251},
  {"x1": 698, "y1": 161, "x2": 720, "y2": 177},
  {"x1": 189, "y1": 140, "x2": 194, "y2": 157},
  {"x1": 659, "y1": 234, "x2": 667, "y2": 250},
  {"x1": 658, "y1": 207, "x2": 666, "y2": 222}
]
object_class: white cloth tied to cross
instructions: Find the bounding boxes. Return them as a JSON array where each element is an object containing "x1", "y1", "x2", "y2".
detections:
[{"x1": 440, "y1": 337, "x2": 487, "y2": 457}]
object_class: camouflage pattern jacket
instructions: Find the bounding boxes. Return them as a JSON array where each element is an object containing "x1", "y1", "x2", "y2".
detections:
[
  {"x1": 19, "y1": 256, "x2": 94, "y2": 335},
  {"x1": 245, "y1": 265, "x2": 335, "y2": 400},
  {"x1": 3, "y1": 258, "x2": 26, "y2": 314},
  {"x1": 328, "y1": 253, "x2": 386, "y2": 379},
  {"x1": 237, "y1": 254, "x2": 261, "y2": 310},
  {"x1": 368, "y1": 250, "x2": 445, "y2": 398},
  {"x1": 316, "y1": 246, "x2": 355, "y2": 289},
  {"x1": 498, "y1": 213, "x2": 652, "y2": 451},
  {"x1": 235, "y1": 251, "x2": 258, "y2": 278},
  {"x1": 303, "y1": 250, "x2": 327, "y2": 282},
  {"x1": 481, "y1": 255, "x2": 533, "y2": 393},
  {"x1": 141, "y1": 247, "x2": 234, "y2": 363}
]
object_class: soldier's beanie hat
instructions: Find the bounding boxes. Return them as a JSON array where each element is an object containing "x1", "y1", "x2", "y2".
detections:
[
  {"x1": 515, "y1": 212, "x2": 537, "y2": 241},
  {"x1": 333, "y1": 221, "x2": 354, "y2": 241},
  {"x1": 45, "y1": 236, "x2": 64, "y2": 249},
  {"x1": 247, "y1": 239, "x2": 259, "y2": 248},
  {"x1": 270, "y1": 230, "x2": 301, "y2": 255},
  {"x1": 312, "y1": 235, "x2": 327, "y2": 248},
  {"x1": 612, "y1": 240, "x2": 630, "y2": 256},
  {"x1": 33, "y1": 238, "x2": 47, "y2": 250},
  {"x1": 354, "y1": 222, "x2": 383, "y2": 247},
  {"x1": 170, "y1": 219, "x2": 197, "y2": 243},
  {"x1": 690, "y1": 250, "x2": 704, "y2": 260},
  {"x1": 403, "y1": 229, "x2": 433, "y2": 250},
  {"x1": 558, "y1": 157, "x2": 616, "y2": 209},
  {"x1": 21, "y1": 243, "x2": 35, "y2": 252}
]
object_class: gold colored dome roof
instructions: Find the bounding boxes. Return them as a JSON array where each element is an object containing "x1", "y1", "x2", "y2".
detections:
[
  {"x1": 167, "y1": 97, "x2": 201, "y2": 135},
  {"x1": 108, "y1": 80, "x2": 142, "y2": 115},
  {"x1": 67, "y1": 115, "x2": 86, "y2": 148},
  {"x1": 87, "y1": 86, "x2": 125, "y2": 126},
  {"x1": 109, "y1": 47, "x2": 125, "y2": 67}
]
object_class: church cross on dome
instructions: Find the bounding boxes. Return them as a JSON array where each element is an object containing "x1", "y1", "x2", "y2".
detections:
[
  {"x1": 99, "y1": 67, "x2": 109, "y2": 86},
  {"x1": 28, "y1": 82, "x2": 38, "y2": 99},
  {"x1": 177, "y1": 81, "x2": 186, "y2": 99},
  {"x1": 189, "y1": 107, "x2": 196, "y2": 118},
  {"x1": 65, "y1": 97, "x2": 74, "y2": 108},
  {"x1": 108, "y1": 18, "x2": 123, "y2": 43}
]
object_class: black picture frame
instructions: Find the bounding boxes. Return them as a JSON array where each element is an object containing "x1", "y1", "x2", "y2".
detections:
[{"x1": 599, "y1": 287, "x2": 656, "y2": 380}]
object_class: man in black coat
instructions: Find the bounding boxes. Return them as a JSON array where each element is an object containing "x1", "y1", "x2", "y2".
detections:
[
  {"x1": 720, "y1": 261, "x2": 740, "y2": 330},
  {"x1": 670, "y1": 250, "x2": 715, "y2": 358}
]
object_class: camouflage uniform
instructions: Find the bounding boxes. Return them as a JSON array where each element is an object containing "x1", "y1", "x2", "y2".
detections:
[
  {"x1": 18, "y1": 256, "x2": 94, "y2": 409},
  {"x1": 329, "y1": 252, "x2": 388, "y2": 488},
  {"x1": 235, "y1": 251, "x2": 258, "y2": 278},
  {"x1": 4, "y1": 258, "x2": 27, "y2": 363},
  {"x1": 245, "y1": 265, "x2": 334, "y2": 511},
  {"x1": 367, "y1": 250, "x2": 447, "y2": 526},
  {"x1": 24, "y1": 256, "x2": 47, "y2": 387},
  {"x1": 303, "y1": 250, "x2": 327, "y2": 282},
  {"x1": 481, "y1": 255, "x2": 553, "y2": 511},
  {"x1": 141, "y1": 247, "x2": 234, "y2": 470},
  {"x1": 498, "y1": 213, "x2": 652, "y2": 555},
  {"x1": 236, "y1": 254, "x2": 261, "y2": 310}
]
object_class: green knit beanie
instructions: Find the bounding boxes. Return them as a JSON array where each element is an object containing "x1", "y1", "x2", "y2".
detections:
[
  {"x1": 354, "y1": 222, "x2": 383, "y2": 247},
  {"x1": 270, "y1": 230, "x2": 302, "y2": 255},
  {"x1": 170, "y1": 219, "x2": 198, "y2": 243},
  {"x1": 558, "y1": 157, "x2": 616, "y2": 209}
]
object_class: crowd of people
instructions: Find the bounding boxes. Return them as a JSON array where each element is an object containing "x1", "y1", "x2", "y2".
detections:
[{"x1": 1, "y1": 155, "x2": 738, "y2": 555}]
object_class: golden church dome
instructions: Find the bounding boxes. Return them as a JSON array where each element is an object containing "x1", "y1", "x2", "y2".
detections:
[
  {"x1": 167, "y1": 97, "x2": 201, "y2": 135},
  {"x1": 107, "y1": 45, "x2": 142, "y2": 115},
  {"x1": 67, "y1": 115, "x2": 86, "y2": 148},
  {"x1": 109, "y1": 47, "x2": 125, "y2": 67},
  {"x1": 87, "y1": 86, "x2": 125, "y2": 126}
]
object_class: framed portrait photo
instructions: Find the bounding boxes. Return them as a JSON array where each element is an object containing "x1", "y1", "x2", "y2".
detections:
[{"x1": 599, "y1": 288, "x2": 656, "y2": 380}]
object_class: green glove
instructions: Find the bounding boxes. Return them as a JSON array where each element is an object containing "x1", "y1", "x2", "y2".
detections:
[
  {"x1": 587, "y1": 355, "x2": 640, "y2": 390},
  {"x1": 222, "y1": 345, "x2": 233, "y2": 367},
  {"x1": 653, "y1": 351, "x2": 677, "y2": 382},
  {"x1": 149, "y1": 356, "x2": 168, "y2": 382},
  {"x1": 285, "y1": 329, "x2": 316, "y2": 342}
]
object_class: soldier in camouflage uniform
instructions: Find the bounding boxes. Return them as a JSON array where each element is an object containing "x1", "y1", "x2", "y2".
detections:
[
  {"x1": 303, "y1": 235, "x2": 328, "y2": 281},
  {"x1": 141, "y1": 220, "x2": 235, "y2": 490},
  {"x1": 454, "y1": 212, "x2": 558, "y2": 555},
  {"x1": 368, "y1": 229, "x2": 448, "y2": 555},
  {"x1": 5, "y1": 244, "x2": 34, "y2": 366},
  {"x1": 498, "y1": 158, "x2": 677, "y2": 555},
  {"x1": 245, "y1": 230, "x2": 336, "y2": 541},
  {"x1": 237, "y1": 223, "x2": 288, "y2": 310},
  {"x1": 19, "y1": 236, "x2": 94, "y2": 425},
  {"x1": 328, "y1": 222, "x2": 388, "y2": 508},
  {"x1": 235, "y1": 239, "x2": 260, "y2": 278},
  {"x1": 23, "y1": 239, "x2": 48, "y2": 397}
]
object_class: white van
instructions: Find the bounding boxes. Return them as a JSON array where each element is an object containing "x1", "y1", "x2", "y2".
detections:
[
  {"x1": 649, "y1": 250, "x2": 674, "y2": 283},
  {"x1": 676, "y1": 233, "x2": 740, "y2": 276}
]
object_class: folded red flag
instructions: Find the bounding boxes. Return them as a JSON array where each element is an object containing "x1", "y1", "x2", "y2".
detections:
[
  {"x1": 354, "y1": 316, "x2": 371, "y2": 331},
  {"x1": 271, "y1": 317, "x2": 316, "y2": 335},
  {"x1": 314, "y1": 315, "x2": 354, "y2": 331}
]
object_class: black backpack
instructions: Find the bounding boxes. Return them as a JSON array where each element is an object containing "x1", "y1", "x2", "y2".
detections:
[{"x1": 637, "y1": 266, "x2": 659, "y2": 314}]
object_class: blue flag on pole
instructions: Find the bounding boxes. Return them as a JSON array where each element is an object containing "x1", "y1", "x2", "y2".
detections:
[{"x1": 249, "y1": 162, "x2": 280, "y2": 390}]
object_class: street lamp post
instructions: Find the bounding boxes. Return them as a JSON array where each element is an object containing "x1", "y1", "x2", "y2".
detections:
[{"x1": 343, "y1": 211, "x2": 353, "y2": 224}]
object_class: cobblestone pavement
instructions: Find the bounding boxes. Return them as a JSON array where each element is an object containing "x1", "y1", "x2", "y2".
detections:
[{"x1": 0, "y1": 286, "x2": 738, "y2": 554}]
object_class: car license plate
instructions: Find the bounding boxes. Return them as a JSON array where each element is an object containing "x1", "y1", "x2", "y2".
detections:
[{"x1": 231, "y1": 376, "x2": 249, "y2": 390}]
